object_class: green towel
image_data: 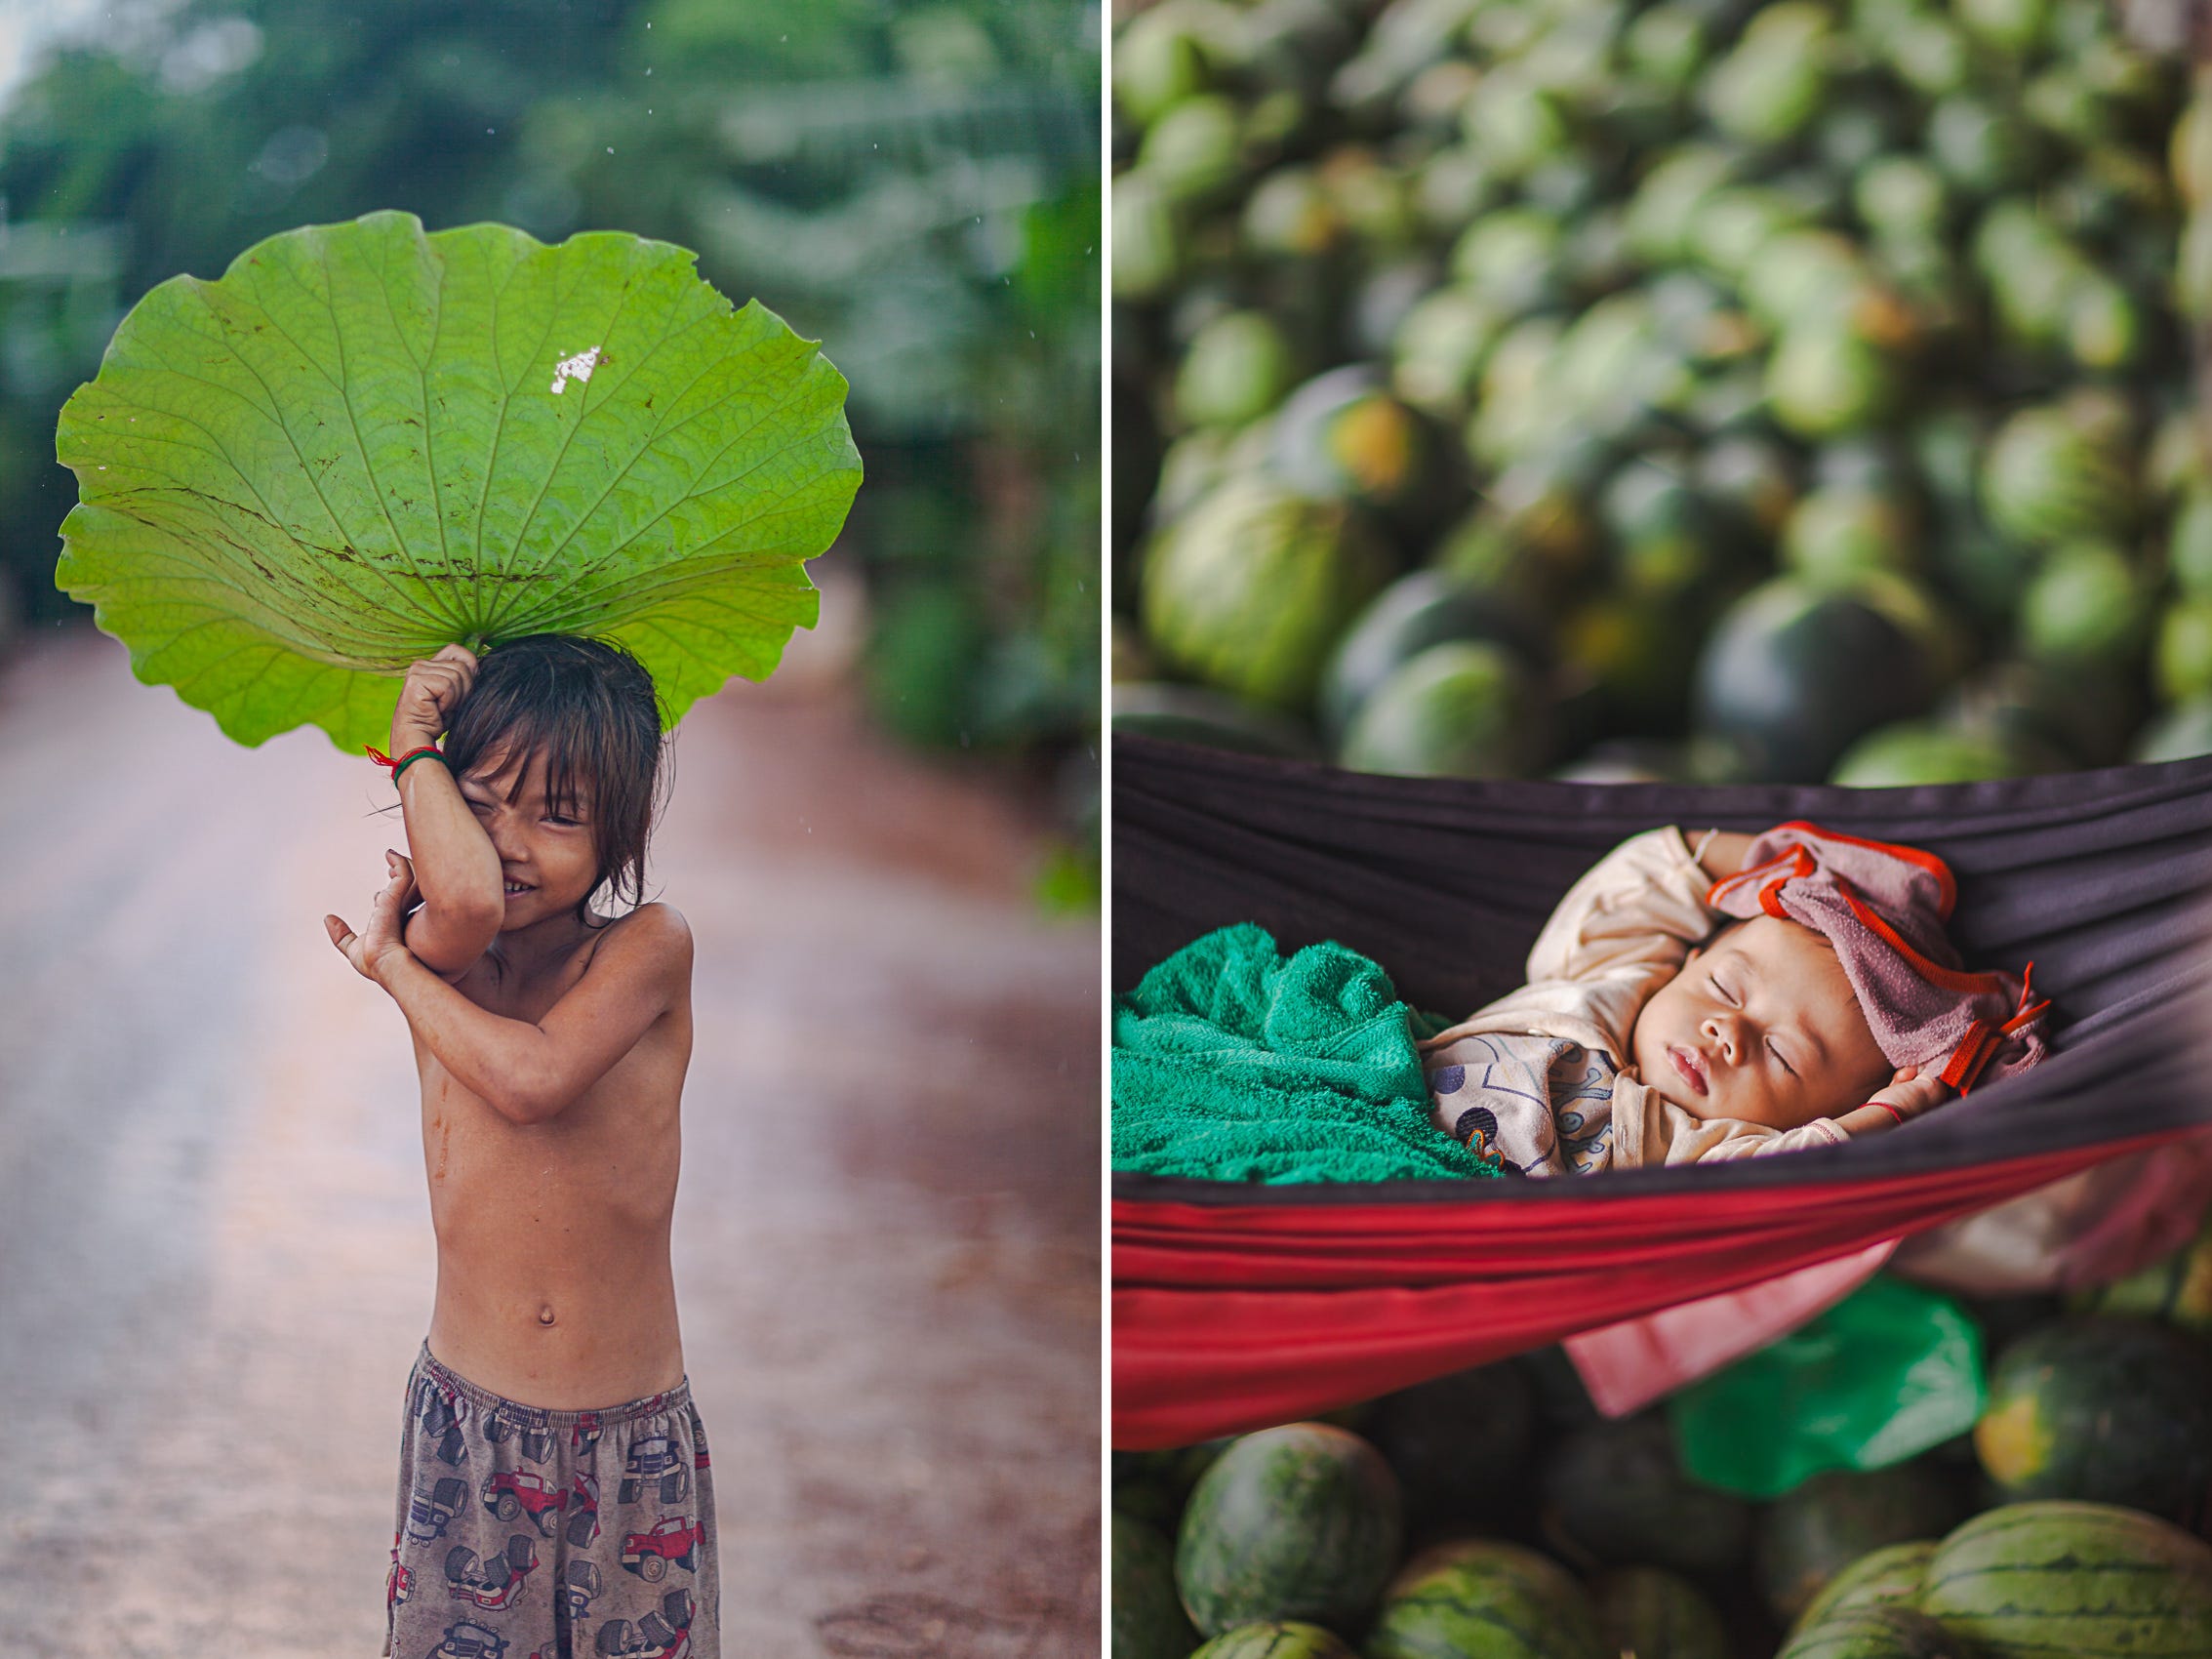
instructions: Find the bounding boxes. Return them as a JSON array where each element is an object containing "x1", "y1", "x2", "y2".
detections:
[{"x1": 1111, "y1": 924, "x2": 1501, "y2": 1184}]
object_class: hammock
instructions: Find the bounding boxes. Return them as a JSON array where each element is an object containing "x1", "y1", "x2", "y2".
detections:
[{"x1": 1111, "y1": 736, "x2": 2212, "y2": 1449}]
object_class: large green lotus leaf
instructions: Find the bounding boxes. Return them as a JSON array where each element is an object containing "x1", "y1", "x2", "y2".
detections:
[{"x1": 55, "y1": 209, "x2": 862, "y2": 750}]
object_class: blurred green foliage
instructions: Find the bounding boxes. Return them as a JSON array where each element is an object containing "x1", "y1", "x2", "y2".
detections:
[{"x1": 0, "y1": 0, "x2": 1099, "y2": 815}]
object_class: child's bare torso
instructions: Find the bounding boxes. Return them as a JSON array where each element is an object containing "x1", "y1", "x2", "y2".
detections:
[{"x1": 411, "y1": 911, "x2": 695, "y2": 1408}]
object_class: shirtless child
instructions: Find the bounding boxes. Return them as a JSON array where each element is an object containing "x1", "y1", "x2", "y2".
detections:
[{"x1": 324, "y1": 635, "x2": 715, "y2": 1659}]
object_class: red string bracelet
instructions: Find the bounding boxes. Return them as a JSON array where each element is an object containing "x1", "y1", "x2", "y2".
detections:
[
  {"x1": 1866, "y1": 1099, "x2": 1907, "y2": 1127},
  {"x1": 364, "y1": 743, "x2": 448, "y2": 782}
]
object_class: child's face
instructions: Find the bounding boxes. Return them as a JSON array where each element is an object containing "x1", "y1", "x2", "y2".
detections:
[
  {"x1": 1630, "y1": 915, "x2": 1891, "y2": 1129},
  {"x1": 458, "y1": 743, "x2": 600, "y2": 927}
]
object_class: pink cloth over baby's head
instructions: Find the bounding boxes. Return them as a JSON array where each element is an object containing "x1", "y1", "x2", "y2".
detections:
[{"x1": 1706, "y1": 823, "x2": 2049, "y2": 1093}]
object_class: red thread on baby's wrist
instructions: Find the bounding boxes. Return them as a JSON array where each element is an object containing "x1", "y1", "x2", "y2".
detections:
[{"x1": 1868, "y1": 1099, "x2": 1906, "y2": 1127}]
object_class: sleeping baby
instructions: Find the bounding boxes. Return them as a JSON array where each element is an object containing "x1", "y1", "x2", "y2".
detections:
[{"x1": 1424, "y1": 822, "x2": 2050, "y2": 1176}]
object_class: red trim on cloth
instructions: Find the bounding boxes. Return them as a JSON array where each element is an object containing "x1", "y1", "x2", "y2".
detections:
[
  {"x1": 1707, "y1": 845, "x2": 1813, "y2": 910},
  {"x1": 1838, "y1": 888, "x2": 2010, "y2": 996},
  {"x1": 1938, "y1": 1022, "x2": 1995, "y2": 1092},
  {"x1": 1766, "y1": 820, "x2": 1960, "y2": 918},
  {"x1": 1109, "y1": 1128, "x2": 2195, "y2": 1449}
]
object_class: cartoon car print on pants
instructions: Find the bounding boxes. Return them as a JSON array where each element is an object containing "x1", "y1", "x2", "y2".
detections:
[
  {"x1": 566, "y1": 1472, "x2": 602, "y2": 1548},
  {"x1": 418, "y1": 1380, "x2": 470, "y2": 1467},
  {"x1": 594, "y1": 1589, "x2": 696, "y2": 1659},
  {"x1": 571, "y1": 1410, "x2": 603, "y2": 1463},
  {"x1": 481, "y1": 1404, "x2": 556, "y2": 1466},
  {"x1": 621, "y1": 1516, "x2": 703, "y2": 1583},
  {"x1": 443, "y1": 1534, "x2": 539, "y2": 1610},
  {"x1": 616, "y1": 1436, "x2": 690, "y2": 1506},
  {"x1": 387, "y1": 1554, "x2": 414, "y2": 1610},
  {"x1": 427, "y1": 1622, "x2": 507, "y2": 1659},
  {"x1": 481, "y1": 1469, "x2": 570, "y2": 1535},
  {"x1": 558, "y1": 1558, "x2": 602, "y2": 1623},
  {"x1": 409, "y1": 1476, "x2": 469, "y2": 1542}
]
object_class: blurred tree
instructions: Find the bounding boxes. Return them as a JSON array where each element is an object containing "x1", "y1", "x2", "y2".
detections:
[{"x1": 0, "y1": 0, "x2": 1100, "y2": 859}]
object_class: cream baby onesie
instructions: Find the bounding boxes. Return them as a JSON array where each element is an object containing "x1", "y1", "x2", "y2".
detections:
[{"x1": 1421, "y1": 827, "x2": 1849, "y2": 1176}]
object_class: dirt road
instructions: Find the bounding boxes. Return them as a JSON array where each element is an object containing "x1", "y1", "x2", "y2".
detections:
[{"x1": 0, "y1": 620, "x2": 1100, "y2": 1655}]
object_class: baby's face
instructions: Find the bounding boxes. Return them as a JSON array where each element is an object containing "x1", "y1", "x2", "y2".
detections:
[{"x1": 1630, "y1": 915, "x2": 1891, "y2": 1129}]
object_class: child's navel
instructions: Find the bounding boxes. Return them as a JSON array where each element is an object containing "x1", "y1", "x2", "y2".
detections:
[{"x1": 538, "y1": 1304, "x2": 557, "y2": 1327}]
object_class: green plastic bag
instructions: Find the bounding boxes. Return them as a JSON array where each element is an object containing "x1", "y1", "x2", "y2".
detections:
[{"x1": 1668, "y1": 1275, "x2": 1984, "y2": 1499}]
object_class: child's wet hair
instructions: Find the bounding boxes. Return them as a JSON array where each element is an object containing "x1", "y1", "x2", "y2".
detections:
[{"x1": 440, "y1": 633, "x2": 672, "y2": 928}]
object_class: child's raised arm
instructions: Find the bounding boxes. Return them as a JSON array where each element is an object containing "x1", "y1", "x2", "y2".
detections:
[
  {"x1": 329, "y1": 878, "x2": 692, "y2": 1124},
  {"x1": 389, "y1": 646, "x2": 503, "y2": 976}
]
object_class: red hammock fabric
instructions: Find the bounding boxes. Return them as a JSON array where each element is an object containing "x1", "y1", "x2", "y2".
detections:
[
  {"x1": 1110, "y1": 740, "x2": 2212, "y2": 1450},
  {"x1": 1113, "y1": 1126, "x2": 2193, "y2": 1449}
]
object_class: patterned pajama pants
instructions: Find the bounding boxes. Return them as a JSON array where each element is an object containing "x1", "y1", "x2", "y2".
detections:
[{"x1": 383, "y1": 1345, "x2": 719, "y2": 1659}]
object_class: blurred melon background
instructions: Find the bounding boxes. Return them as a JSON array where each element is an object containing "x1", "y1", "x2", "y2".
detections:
[{"x1": 1109, "y1": 0, "x2": 2212, "y2": 787}]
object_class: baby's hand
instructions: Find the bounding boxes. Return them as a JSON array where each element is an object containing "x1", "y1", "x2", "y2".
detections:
[
  {"x1": 324, "y1": 849, "x2": 418, "y2": 983},
  {"x1": 390, "y1": 643, "x2": 479, "y2": 751},
  {"x1": 1864, "y1": 1066, "x2": 1951, "y2": 1124}
]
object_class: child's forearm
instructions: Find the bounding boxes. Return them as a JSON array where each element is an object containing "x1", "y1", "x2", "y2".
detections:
[
  {"x1": 395, "y1": 754, "x2": 503, "y2": 919},
  {"x1": 374, "y1": 949, "x2": 555, "y2": 1123}
]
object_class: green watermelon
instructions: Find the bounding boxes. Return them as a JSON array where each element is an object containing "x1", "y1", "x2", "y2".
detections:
[
  {"x1": 1141, "y1": 476, "x2": 1393, "y2": 713},
  {"x1": 2168, "y1": 490, "x2": 2212, "y2": 597},
  {"x1": 1830, "y1": 720, "x2": 2030, "y2": 786},
  {"x1": 1116, "y1": 1513, "x2": 1203, "y2": 1659},
  {"x1": 1175, "y1": 1423, "x2": 1404, "y2": 1638},
  {"x1": 1113, "y1": 172, "x2": 1184, "y2": 301},
  {"x1": 1974, "y1": 1317, "x2": 2212, "y2": 1527},
  {"x1": 1790, "y1": 1540, "x2": 1938, "y2": 1639},
  {"x1": 1140, "y1": 95, "x2": 1246, "y2": 205},
  {"x1": 1391, "y1": 286, "x2": 1507, "y2": 418},
  {"x1": 1856, "y1": 156, "x2": 1950, "y2": 242},
  {"x1": 1980, "y1": 406, "x2": 2138, "y2": 547},
  {"x1": 2018, "y1": 542, "x2": 2149, "y2": 666},
  {"x1": 1779, "y1": 1605, "x2": 1973, "y2": 1659},
  {"x1": 1757, "y1": 1464, "x2": 1971, "y2": 1623},
  {"x1": 1175, "y1": 311, "x2": 1297, "y2": 429},
  {"x1": 1539, "y1": 1415, "x2": 1751, "y2": 1576},
  {"x1": 1782, "y1": 488, "x2": 1919, "y2": 587},
  {"x1": 1243, "y1": 166, "x2": 1343, "y2": 260},
  {"x1": 2131, "y1": 697, "x2": 2212, "y2": 762},
  {"x1": 1269, "y1": 365, "x2": 1456, "y2": 540},
  {"x1": 2155, "y1": 601, "x2": 2212, "y2": 703},
  {"x1": 1370, "y1": 1540, "x2": 1607, "y2": 1659},
  {"x1": 1691, "y1": 578, "x2": 1943, "y2": 784},
  {"x1": 1111, "y1": 683, "x2": 1319, "y2": 759},
  {"x1": 1338, "y1": 641, "x2": 1546, "y2": 779},
  {"x1": 1767, "y1": 324, "x2": 1901, "y2": 439},
  {"x1": 1591, "y1": 1566, "x2": 1730, "y2": 1659},
  {"x1": 1318, "y1": 571, "x2": 1547, "y2": 741},
  {"x1": 2071, "y1": 1207, "x2": 2212, "y2": 1333},
  {"x1": 1189, "y1": 1622, "x2": 1360, "y2": 1659},
  {"x1": 1703, "y1": 6, "x2": 1832, "y2": 146},
  {"x1": 1921, "y1": 1502, "x2": 2212, "y2": 1658}
]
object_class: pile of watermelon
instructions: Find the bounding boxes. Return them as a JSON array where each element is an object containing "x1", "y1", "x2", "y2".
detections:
[
  {"x1": 1112, "y1": 1212, "x2": 2212, "y2": 1657},
  {"x1": 1110, "y1": 0, "x2": 2212, "y2": 783}
]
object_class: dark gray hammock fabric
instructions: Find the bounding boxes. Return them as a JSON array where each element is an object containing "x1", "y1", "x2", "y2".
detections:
[{"x1": 1112, "y1": 737, "x2": 2212, "y2": 1198}]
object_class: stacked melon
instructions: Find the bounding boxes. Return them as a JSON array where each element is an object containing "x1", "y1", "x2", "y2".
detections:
[
  {"x1": 1114, "y1": 1211, "x2": 2212, "y2": 1658},
  {"x1": 1112, "y1": 0, "x2": 2212, "y2": 783}
]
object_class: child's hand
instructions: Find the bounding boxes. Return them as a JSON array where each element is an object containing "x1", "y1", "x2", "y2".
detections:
[
  {"x1": 325, "y1": 849, "x2": 418, "y2": 983},
  {"x1": 390, "y1": 643, "x2": 479, "y2": 751},
  {"x1": 1865, "y1": 1066, "x2": 1951, "y2": 1124}
]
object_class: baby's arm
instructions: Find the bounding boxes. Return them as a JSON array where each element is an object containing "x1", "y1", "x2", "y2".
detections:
[
  {"x1": 389, "y1": 646, "x2": 503, "y2": 976},
  {"x1": 1693, "y1": 830, "x2": 1754, "y2": 881},
  {"x1": 328, "y1": 868, "x2": 692, "y2": 1124},
  {"x1": 1831, "y1": 1069, "x2": 1951, "y2": 1137}
]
